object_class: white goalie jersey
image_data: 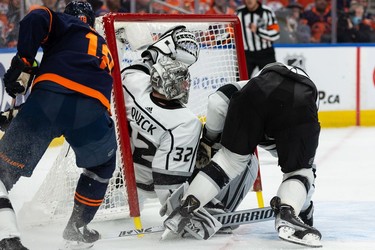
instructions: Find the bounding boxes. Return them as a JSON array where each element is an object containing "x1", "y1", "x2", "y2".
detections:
[{"x1": 121, "y1": 63, "x2": 201, "y2": 204}]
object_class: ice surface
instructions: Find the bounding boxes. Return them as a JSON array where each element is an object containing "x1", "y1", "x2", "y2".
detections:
[{"x1": 9, "y1": 127, "x2": 375, "y2": 249}]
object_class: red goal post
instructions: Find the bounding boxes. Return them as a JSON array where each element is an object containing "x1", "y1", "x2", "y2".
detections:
[{"x1": 102, "y1": 13, "x2": 263, "y2": 222}]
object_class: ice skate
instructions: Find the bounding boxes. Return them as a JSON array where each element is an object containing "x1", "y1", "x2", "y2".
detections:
[
  {"x1": 271, "y1": 196, "x2": 322, "y2": 248},
  {"x1": 299, "y1": 201, "x2": 314, "y2": 226},
  {"x1": 61, "y1": 222, "x2": 100, "y2": 249},
  {"x1": 0, "y1": 237, "x2": 28, "y2": 250}
]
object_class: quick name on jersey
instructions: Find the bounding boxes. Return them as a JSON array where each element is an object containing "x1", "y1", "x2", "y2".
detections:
[{"x1": 131, "y1": 107, "x2": 157, "y2": 135}]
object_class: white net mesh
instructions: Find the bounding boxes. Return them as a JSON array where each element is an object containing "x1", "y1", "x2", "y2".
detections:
[
  {"x1": 19, "y1": 15, "x2": 245, "y2": 226},
  {"x1": 111, "y1": 21, "x2": 240, "y2": 120},
  {"x1": 19, "y1": 132, "x2": 129, "y2": 227}
]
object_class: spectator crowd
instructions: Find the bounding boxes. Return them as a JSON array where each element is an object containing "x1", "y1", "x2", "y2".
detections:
[{"x1": 0, "y1": 0, "x2": 374, "y2": 48}]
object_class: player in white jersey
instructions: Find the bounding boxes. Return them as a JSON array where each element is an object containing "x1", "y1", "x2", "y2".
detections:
[
  {"x1": 122, "y1": 59, "x2": 201, "y2": 206},
  {"x1": 121, "y1": 26, "x2": 259, "y2": 240},
  {"x1": 164, "y1": 62, "x2": 322, "y2": 248},
  {"x1": 121, "y1": 25, "x2": 202, "y2": 213}
]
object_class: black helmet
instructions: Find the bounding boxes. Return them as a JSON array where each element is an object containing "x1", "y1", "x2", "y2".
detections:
[{"x1": 64, "y1": 1, "x2": 95, "y2": 27}]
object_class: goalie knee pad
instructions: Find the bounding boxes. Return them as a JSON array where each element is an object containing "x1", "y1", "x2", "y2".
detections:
[
  {"x1": 200, "y1": 161, "x2": 230, "y2": 188},
  {"x1": 183, "y1": 162, "x2": 228, "y2": 210},
  {"x1": 216, "y1": 155, "x2": 259, "y2": 212},
  {"x1": 212, "y1": 146, "x2": 253, "y2": 179}
]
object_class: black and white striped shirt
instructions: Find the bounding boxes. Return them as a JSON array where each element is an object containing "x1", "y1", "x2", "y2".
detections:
[{"x1": 236, "y1": 3, "x2": 280, "y2": 52}]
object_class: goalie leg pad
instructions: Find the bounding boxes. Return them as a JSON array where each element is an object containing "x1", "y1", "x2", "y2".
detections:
[
  {"x1": 212, "y1": 147, "x2": 253, "y2": 179},
  {"x1": 183, "y1": 162, "x2": 227, "y2": 210},
  {"x1": 159, "y1": 182, "x2": 189, "y2": 217},
  {"x1": 183, "y1": 208, "x2": 222, "y2": 240},
  {"x1": 215, "y1": 154, "x2": 259, "y2": 212},
  {"x1": 200, "y1": 161, "x2": 230, "y2": 188},
  {"x1": 163, "y1": 195, "x2": 222, "y2": 240}
]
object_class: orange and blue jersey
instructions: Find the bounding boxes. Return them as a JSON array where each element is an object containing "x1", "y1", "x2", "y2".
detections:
[{"x1": 16, "y1": 7, "x2": 114, "y2": 111}]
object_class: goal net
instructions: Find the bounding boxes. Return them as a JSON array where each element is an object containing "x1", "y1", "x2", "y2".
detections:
[{"x1": 19, "y1": 13, "x2": 249, "y2": 227}]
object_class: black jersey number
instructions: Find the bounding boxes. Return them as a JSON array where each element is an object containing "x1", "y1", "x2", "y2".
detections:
[
  {"x1": 173, "y1": 147, "x2": 193, "y2": 162},
  {"x1": 86, "y1": 32, "x2": 114, "y2": 73},
  {"x1": 133, "y1": 133, "x2": 193, "y2": 168},
  {"x1": 132, "y1": 133, "x2": 157, "y2": 169}
]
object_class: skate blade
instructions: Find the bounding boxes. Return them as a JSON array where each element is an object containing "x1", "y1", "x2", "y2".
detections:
[
  {"x1": 278, "y1": 226, "x2": 322, "y2": 248},
  {"x1": 59, "y1": 240, "x2": 94, "y2": 250}
]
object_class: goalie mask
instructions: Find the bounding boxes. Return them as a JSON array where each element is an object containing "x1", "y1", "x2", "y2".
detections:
[
  {"x1": 64, "y1": 1, "x2": 95, "y2": 27},
  {"x1": 146, "y1": 25, "x2": 200, "y2": 67},
  {"x1": 151, "y1": 56, "x2": 191, "y2": 104}
]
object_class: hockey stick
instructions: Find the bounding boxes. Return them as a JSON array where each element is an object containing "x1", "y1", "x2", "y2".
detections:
[
  {"x1": 102, "y1": 206, "x2": 274, "y2": 239},
  {"x1": 214, "y1": 205, "x2": 274, "y2": 227},
  {"x1": 7, "y1": 98, "x2": 16, "y2": 121},
  {"x1": 0, "y1": 98, "x2": 16, "y2": 132}
]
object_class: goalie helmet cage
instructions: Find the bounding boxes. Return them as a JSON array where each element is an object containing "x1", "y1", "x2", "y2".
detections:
[{"x1": 18, "y1": 13, "x2": 263, "y2": 227}]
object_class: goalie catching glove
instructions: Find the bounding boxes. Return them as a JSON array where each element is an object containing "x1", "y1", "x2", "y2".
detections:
[
  {"x1": 142, "y1": 25, "x2": 200, "y2": 67},
  {"x1": 196, "y1": 126, "x2": 222, "y2": 169},
  {"x1": 3, "y1": 54, "x2": 38, "y2": 98}
]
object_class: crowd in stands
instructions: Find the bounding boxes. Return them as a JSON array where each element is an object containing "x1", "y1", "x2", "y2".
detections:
[
  {"x1": 0, "y1": 0, "x2": 374, "y2": 48},
  {"x1": 275, "y1": 0, "x2": 375, "y2": 43}
]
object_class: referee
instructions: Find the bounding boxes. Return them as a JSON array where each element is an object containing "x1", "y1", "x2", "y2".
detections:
[{"x1": 236, "y1": 0, "x2": 280, "y2": 78}]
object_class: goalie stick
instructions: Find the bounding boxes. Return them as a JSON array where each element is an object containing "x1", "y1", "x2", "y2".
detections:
[{"x1": 102, "y1": 206, "x2": 274, "y2": 239}]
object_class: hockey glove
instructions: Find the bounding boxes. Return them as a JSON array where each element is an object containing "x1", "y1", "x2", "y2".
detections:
[
  {"x1": 3, "y1": 54, "x2": 38, "y2": 98},
  {"x1": 196, "y1": 127, "x2": 222, "y2": 169},
  {"x1": 141, "y1": 25, "x2": 199, "y2": 67}
]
